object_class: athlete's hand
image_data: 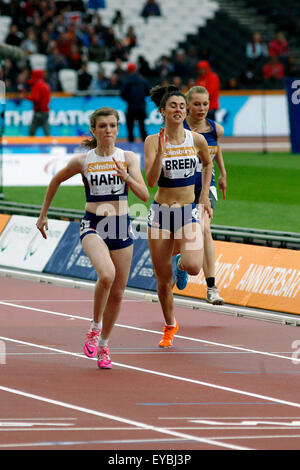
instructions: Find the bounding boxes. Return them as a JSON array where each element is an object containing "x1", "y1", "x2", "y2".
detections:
[
  {"x1": 157, "y1": 127, "x2": 168, "y2": 156},
  {"x1": 112, "y1": 157, "x2": 129, "y2": 182},
  {"x1": 200, "y1": 195, "x2": 213, "y2": 219},
  {"x1": 36, "y1": 215, "x2": 48, "y2": 239},
  {"x1": 218, "y1": 175, "x2": 227, "y2": 200}
]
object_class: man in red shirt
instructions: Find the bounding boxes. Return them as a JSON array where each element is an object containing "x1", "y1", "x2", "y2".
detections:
[
  {"x1": 196, "y1": 60, "x2": 220, "y2": 119},
  {"x1": 22, "y1": 70, "x2": 51, "y2": 136},
  {"x1": 268, "y1": 32, "x2": 289, "y2": 59}
]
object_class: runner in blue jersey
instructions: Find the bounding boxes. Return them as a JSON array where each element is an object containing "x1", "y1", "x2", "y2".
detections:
[
  {"x1": 184, "y1": 86, "x2": 227, "y2": 305},
  {"x1": 37, "y1": 107, "x2": 149, "y2": 369}
]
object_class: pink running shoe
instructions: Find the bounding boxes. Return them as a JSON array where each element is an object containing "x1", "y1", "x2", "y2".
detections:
[
  {"x1": 97, "y1": 347, "x2": 112, "y2": 369},
  {"x1": 83, "y1": 327, "x2": 101, "y2": 358}
]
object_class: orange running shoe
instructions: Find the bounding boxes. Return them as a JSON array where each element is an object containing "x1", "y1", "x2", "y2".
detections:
[{"x1": 158, "y1": 322, "x2": 179, "y2": 348}]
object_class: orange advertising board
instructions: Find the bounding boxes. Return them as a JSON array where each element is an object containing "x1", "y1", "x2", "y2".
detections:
[
  {"x1": 0, "y1": 214, "x2": 11, "y2": 234},
  {"x1": 173, "y1": 241, "x2": 300, "y2": 315}
]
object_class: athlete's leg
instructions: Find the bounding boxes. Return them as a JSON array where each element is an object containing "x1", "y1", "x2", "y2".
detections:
[
  {"x1": 148, "y1": 227, "x2": 175, "y2": 326},
  {"x1": 175, "y1": 221, "x2": 204, "y2": 276},
  {"x1": 81, "y1": 233, "x2": 116, "y2": 324},
  {"x1": 202, "y1": 210, "x2": 215, "y2": 279},
  {"x1": 100, "y1": 244, "x2": 133, "y2": 341}
]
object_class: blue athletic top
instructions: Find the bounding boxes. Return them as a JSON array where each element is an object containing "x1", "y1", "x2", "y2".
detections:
[
  {"x1": 157, "y1": 129, "x2": 198, "y2": 188},
  {"x1": 183, "y1": 118, "x2": 218, "y2": 191},
  {"x1": 81, "y1": 147, "x2": 128, "y2": 202}
]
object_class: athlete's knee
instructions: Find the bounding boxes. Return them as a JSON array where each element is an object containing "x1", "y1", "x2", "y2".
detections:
[
  {"x1": 182, "y1": 255, "x2": 202, "y2": 276},
  {"x1": 98, "y1": 266, "x2": 116, "y2": 288}
]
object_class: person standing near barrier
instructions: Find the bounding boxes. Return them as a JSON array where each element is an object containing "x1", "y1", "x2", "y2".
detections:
[
  {"x1": 22, "y1": 70, "x2": 51, "y2": 136},
  {"x1": 184, "y1": 86, "x2": 227, "y2": 304},
  {"x1": 145, "y1": 84, "x2": 213, "y2": 348},
  {"x1": 36, "y1": 107, "x2": 149, "y2": 369},
  {"x1": 121, "y1": 63, "x2": 150, "y2": 142}
]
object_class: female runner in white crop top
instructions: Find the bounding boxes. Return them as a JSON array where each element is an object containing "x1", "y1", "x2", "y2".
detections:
[
  {"x1": 144, "y1": 85, "x2": 213, "y2": 348},
  {"x1": 37, "y1": 107, "x2": 149, "y2": 369}
]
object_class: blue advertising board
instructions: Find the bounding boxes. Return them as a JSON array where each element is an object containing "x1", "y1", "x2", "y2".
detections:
[
  {"x1": 44, "y1": 221, "x2": 177, "y2": 292},
  {"x1": 44, "y1": 221, "x2": 97, "y2": 281},
  {"x1": 4, "y1": 94, "x2": 253, "y2": 138},
  {"x1": 285, "y1": 77, "x2": 300, "y2": 154}
]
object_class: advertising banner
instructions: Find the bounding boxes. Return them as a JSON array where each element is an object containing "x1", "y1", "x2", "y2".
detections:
[
  {"x1": 285, "y1": 77, "x2": 300, "y2": 153},
  {"x1": 4, "y1": 93, "x2": 289, "y2": 138},
  {"x1": 44, "y1": 221, "x2": 97, "y2": 281},
  {"x1": 173, "y1": 241, "x2": 300, "y2": 315},
  {"x1": 2, "y1": 141, "x2": 144, "y2": 185},
  {"x1": 0, "y1": 214, "x2": 10, "y2": 234},
  {"x1": 0, "y1": 215, "x2": 69, "y2": 271}
]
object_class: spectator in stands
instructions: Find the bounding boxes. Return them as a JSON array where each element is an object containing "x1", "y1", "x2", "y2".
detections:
[
  {"x1": 106, "y1": 73, "x2": 122, "y2": 90},
  {"x1": 246, "y1": 32, "x2": 268, "y2": 60},
  {"x1": 55, "y1": 31, "x2": 74, "y2": 58},
  {"x1": 68, "y1": 44, "x2": 83, "y2": 70},
  {"x1": 284, "y1": 56, "x2": 300, "y2": 78},
  {"x1": 155, "y1": 55, "x2": 174, "y2": 81},
  {"x1": 173, "y1": 49, "x2": 192, "y2": 81},
  {"x1": 141, "y1": 0, "x2": 161, "y2": 18},
  {"x1": 111, "y1": 10, "x2": 125, "y2": 41},
  {"x1": 21, "y1": 69, "x2": 51, "y2": 136},
  {"x1": 195, "y1": 60, "x2": 220, "y2": 120},
  {"x1": 47, "y1": 43, "x2": 68, "y2": 91},
  {"x1": 77, "y1": 62, "x2": 93, "y2": 90},
  {"x1": 38, "y1": 31, "x2": 51, "y2": 55},
  {"x1": 88, "y1": 33, "x2": 107, "y2": 62},
  {"x1": 20, "y1": 28, "x2": 38, "y2": 55},
  {"x1": 262, "y1": 56, "x2": 285, "y2": 88},
  {"x1": 104, "y1": 26, "x2": 117, "y2": 48},
  {"x1": 137, "y1": 55, "x2": 153, "y2": 79},
  {"x1": 109, "y1": 39, "x2": 128, "y2": 62},
  {"x1": 268, "y1": 32, "x2": 289, "y2": 59},
  {"x1": 90, "y1": 66, "x2": 109, "y2": 91},
  {"x1": 226, "y1": 77, "x2": 240, "y2": 90},
  {"x1": 113, "y1": 58, "x2": 127, "y2": 84},
  {"x1": 121, "y1": 63, "x2": 150, "y2": 142},
  {"x1": 5, "y1": 23, "x2": 24, "y2": 47},
  {"x1": 87, "y1": 0, "x2": 106, "y2": 8},
  {"x1": 123, "y1": 25, "x2": 138, "y2": 51},
  {"x1": 239, "y1": 61, "x2": 261, "y2": 89},
  {"x1": 94, "y1": 14, "x2": 109, "y2": 41}
]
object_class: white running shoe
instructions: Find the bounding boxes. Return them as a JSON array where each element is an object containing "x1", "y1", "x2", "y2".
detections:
[{"x1": 206, "y1": 286, "x2": 224, "y2": 305}]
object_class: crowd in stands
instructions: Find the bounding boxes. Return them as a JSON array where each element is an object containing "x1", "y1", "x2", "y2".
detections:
[
  {"x1": 227, "y1": 31, "x2": 300, "y2": 90},
  {"x1": 0, "y1": 0, "x2": 299, "y2": 96}
]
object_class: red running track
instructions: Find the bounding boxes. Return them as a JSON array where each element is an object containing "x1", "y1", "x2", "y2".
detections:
[{"x1": 1, "y1": 276, "x2": 300, "y2": 452}]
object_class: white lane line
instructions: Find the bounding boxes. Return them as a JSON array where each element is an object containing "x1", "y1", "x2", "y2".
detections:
[
  {"x1": 2, "y1": 335, "x2": 300, "y2": 412},
  {"x1": 0, "y1": 385, "x2": 250, "y2": 451},
  {"x1": 0, "y1": 301, "x2": 298, "y2": 364}
]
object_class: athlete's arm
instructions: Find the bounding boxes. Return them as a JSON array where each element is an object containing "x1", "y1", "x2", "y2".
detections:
[
  {"x1": 115, "y1": 152, "x2": 149, "y2": 202},
  {"x1": 144, "y1": 129, "x2": 167, "y2": 187},
  {"x1": 214, "y1": 124, "x2": 227, "y2": 200},
  {"x1": 193, "y1": 132, "x2": 213, "y2": 218},
  {"x1": 36, "y1": 154, "x2": 85, "y2": 239}
]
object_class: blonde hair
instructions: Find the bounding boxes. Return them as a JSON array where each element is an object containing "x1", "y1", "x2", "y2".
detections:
[
  {"x1": 81, "y1": 107, "x2": 120, "y2": 149},
  {"x1": 185, "y1": 86, "x2": 209, "y2": 103}
]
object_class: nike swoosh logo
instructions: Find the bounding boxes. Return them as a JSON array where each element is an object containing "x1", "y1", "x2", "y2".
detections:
[
  {"x1": 184, "y1": 171, "x2": 193, "y2": 177},
  {"x1": 111, "y1": 188, "x2": 122, "y2": 194},
  {"x1": 85, "y1": 345, "x2": 94, "y2": 355}
]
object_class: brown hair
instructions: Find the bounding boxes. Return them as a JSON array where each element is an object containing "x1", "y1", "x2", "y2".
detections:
[
  {"x1": 81, "y1": 107, "x2": 120, "y2": 149},
  {"x1": 150, "y1": 84, "x2": 186, "y2": 111}
]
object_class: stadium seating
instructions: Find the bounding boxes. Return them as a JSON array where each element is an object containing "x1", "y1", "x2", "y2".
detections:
[
  {"x1": 0, "y1": 15, "x2": 11, "y2": 43},
  {"x1": 58, "y1": 69, "x2": 78, "y2": 93},
  {"x1": 28, "y1": 54, "x2": 47, "y2": 71},
  {"x1": 237, "y1": 0, "x2": 300, "y2": 44},
  {"x1": 98, "y1": 0, "x2": 219, "y2": 67}
]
